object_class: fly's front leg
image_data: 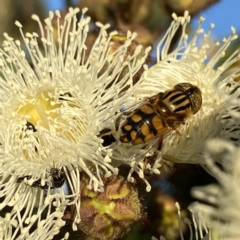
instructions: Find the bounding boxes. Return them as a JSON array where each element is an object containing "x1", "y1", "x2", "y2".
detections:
[{"x1": 166, "y1": 117, "x2": 184, "y2": 136}]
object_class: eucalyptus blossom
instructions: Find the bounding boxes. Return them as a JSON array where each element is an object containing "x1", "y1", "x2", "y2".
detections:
[{"x1": 0, "y1": 7, "x2": 149, "y2": 238}]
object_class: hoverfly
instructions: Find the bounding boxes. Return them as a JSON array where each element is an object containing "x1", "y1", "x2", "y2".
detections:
[{"x1": 99, "y1": 82, "x2": 202, "y2": 156}]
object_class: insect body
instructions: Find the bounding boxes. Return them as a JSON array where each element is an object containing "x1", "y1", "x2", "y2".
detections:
[
  {"x1": 100, "y1": 83, "x2": 202, "y2": 147},
  {"x1": 16, "y1": 168, "x2": 65, "y2": 190},
  {"x1": 119, "y1": 83, "x2": 202, "y2": 145},
  {"x1": 49, "y1": 167, "x2": 65, "y2": 188},
  {"x1": 16, "y1": 175, "x2": 46, "y2": 189}
]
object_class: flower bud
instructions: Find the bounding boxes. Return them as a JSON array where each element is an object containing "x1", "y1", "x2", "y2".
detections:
[{"x1": 74, "y1": 175, "x2": 143, "y2": 240}]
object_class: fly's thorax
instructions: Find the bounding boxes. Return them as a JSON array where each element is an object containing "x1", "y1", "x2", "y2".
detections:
[
  {"x1": 174, "y1": 83, "x2": 202, "y2": 114},
  {"x1": 156, "y1": 88, "x2": 192, "y2": 118}
]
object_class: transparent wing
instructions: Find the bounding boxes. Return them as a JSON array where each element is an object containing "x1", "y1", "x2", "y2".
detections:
[{"x1": 129, "y1": 118, "x2": 184, "y2": 157}]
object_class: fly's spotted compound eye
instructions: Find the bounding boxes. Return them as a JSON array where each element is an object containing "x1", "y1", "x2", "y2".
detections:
[{"x1": 174, "y1": 83, "x2": 202, "y2": 114}]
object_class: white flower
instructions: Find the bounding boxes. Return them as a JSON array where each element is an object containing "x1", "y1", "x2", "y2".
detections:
[
  {"x1": 121, "y1": 11, "x2": 240, "y2": 172},
  {"x1": 191, "y1": 138, "x2": 240, "y2": 240},
  {"x1": 0, "y1": 7, "x2": 150, "y2": 238}
]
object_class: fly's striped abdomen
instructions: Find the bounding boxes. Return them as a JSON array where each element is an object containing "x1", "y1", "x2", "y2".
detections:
[{"x1": 120, "y1": 104, "x2": 165, "y2": 145}]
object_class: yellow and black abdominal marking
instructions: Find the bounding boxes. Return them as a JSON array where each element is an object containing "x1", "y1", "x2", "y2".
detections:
[{"x1": 120, "y1": 104, "x2": 167, "y2": 145}]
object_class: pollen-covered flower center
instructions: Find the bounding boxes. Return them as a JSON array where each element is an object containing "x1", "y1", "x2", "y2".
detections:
[
  {"x1": 14, "y1": 91, "x2": 88, "y2": 160},
  {"x1": 17, "y1": 92, "x2": 70, "y2": 129}
]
